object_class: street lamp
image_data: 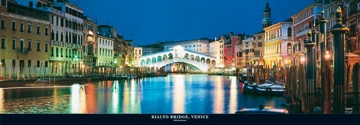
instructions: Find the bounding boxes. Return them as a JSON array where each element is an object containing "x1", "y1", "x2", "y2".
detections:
[
  {"x1": 325, "y1": 51, "x2": 331, "y2": 60},
  {"x1": 300, "y1": 54, "x2": 305, "y2": 64}
]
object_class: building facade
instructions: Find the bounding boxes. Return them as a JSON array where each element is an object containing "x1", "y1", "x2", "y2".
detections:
[
  {"x1": 242, "y1": 36, "x2": 255, "y2": 67},
  {"x1": 141, "y1": 42, "x2": 164, "y2": 56},
  {"x1": 163, "y1": 39, "x2": 209, "y2": 54},
  {"x1": 0, "y1": 0, "x2": 50, "y2": 79},
  {"x1": 96, "y1": 35, "x2": 114, "y2": 75},
  {"x1": 83, "y1": 16, "x2": 97, "y2": 76},
  {"x1": 291, "y1": 1, "x2": 324, "y2": 55},
  {"x1": 209, "y1": 37, "x2": 224, "y2": 67},
  {"x1": 133, "y1": 47, "x2": 142, "y2": 67},
  {"x1": 263, "y1": 19, "x2": 294, "y2": 68}
]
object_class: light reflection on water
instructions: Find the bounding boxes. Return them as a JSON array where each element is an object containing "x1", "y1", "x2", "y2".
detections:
[{"x1": 0, "y1": 74, "x2": 286, "y2": 114}]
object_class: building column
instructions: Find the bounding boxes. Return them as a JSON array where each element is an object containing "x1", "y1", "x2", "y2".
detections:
[
  {"x1": 50, "y1": 62, "x2": 53, "y2": 77},
  {"x1": 347, "y1": 63, "x2": 354, "y2": 92}
]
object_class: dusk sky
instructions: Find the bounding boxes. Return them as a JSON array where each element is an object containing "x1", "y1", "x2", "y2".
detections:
[{"x1": 76, "y1": 0, "x2": 314, "y2": 46}]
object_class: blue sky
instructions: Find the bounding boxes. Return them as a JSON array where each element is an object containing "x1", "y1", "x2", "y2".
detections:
[{"x1": 75, "y1": 0, "x2": 314, "y2": 46}]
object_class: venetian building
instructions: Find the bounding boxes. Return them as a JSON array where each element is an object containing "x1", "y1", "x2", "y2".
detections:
[
  {"x1": 242, "y1": 36, "x2": 255, "y2": 68},
  {"x1": 263, "y1": 18, "x2": 294, "y2": 68},
  {"x1": 163, "y1": 38, "x2": 209, "y2": 54},
  {"x1": 97, "y1": 25, "x2": 115, "y2": 75},
  {"x1": 233, "y1": 35, "x2": 244, "y2": 68},
  {"x1": 140, "y1": 42, "x2": 164, "y2": 56},
  {"x1": 96, "y1": 35, "x2": 114, "y2": 75},
  {"x1": 125, "y1": 40, "x2": 134, "y2": 67},
  {"x1": 0, "y1": 0, "x2": 50, "y2": 79},
  {"x1": 83, "y1": 16, "x2": 97, "y2": 76},
  {"x1": 253, "y1": 32, "x2": 265, "y2": 66},
  {"x1": 209, "y1": 37, "x2": 224, "y2": 67},
  {"x1": 133, "y1": 47, "x2": 142, "y2": 67},
  {"x1": 291, "y1": 1, "x2": 325, "y2": 66},
  {"x1": 40, "y1": 0, "x2": 84, "y2": 77}
]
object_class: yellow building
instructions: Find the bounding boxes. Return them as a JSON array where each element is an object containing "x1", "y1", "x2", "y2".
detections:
[
  {"x1": 0, "y1": 1, "x2": 50, "y2": 79},
  {"x1": 263, "y1": 19, "x2": 294, "y2": 68}
]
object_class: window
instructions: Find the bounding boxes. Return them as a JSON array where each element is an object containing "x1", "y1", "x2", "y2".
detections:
[
  {"x1": 56, "y1": 17, "x2": 59, "y2": 26},
  {"x1": 52, "y1": 15, "x2": 54, "y2": 24},
  {"x1": 12, "y1": 60, "x2": 15, "y2": 68},
  {"x1": 287, "y1": 27, "x2": 292, "y2": 37},
  {"x1": 28, "y1": 41, "x2": 31, "y2": 51},
  {"x1": 56, "y1": 31, "x2": 58, "y2": 41},
  {"x1": 37, "y1": 61, "x2": 40, "y2": 68},
  {"x1": 65, "y1": 32, "x2": 68, "y2": 42},
  {"x1": 28, "y1": 60, "x2": 31, "y2": 67},
  {"x1": 12, "y1": 21, "x2": 16, "y2": 31},
  {"x1": 51, "y1": 30, "x2": 54, "y2": 40},
  {"x1": 60, "y1": 32, "x2": 63, "y2": 41},
  {"x1": 20, "y1": 39, "x2": 24, "y2": 52},
  {"x1": 60, "y1": 48, "x2": 63, "y2": 57},
  {"x1": 60, "y1": 18, "x2": 64, "y2": 27},
  {"x1": 36, "y1": 42, "x2": 40, "y2": 51},
  {"x1": 45, "y1": 27, "x2": 48, "y2": 36},
  {"x1": 45, "y1": 61, "x2": 48, "y2": 68},
  {"x1": 287, "y1": 43, "x2": 292, "y2": 55},
  {"x1": 51, "y1": 47, "x2": 54, "y2": 56},
  {"x1": 20, "y1": 22, "x2": 24, "y2": 32},
  {"x1": 45, "y1": 43, "x2": 48, "y2": 52},
  {"x1": 258, "y1": 42, "x2": 262, "y2": 47},
  {"x1": 37, "y1": 25, "x2": 40, "y2": 34},
  {"x1": 12, "y1": 39, "x2": 16, "y2": 50},
  {"x1": 56, "y1": 48, "x2": 58, "y2": 57},
  {"x1": 28, "y1": 24, "x2": 32, "y2": 33},
  {"x1": 1, "y1": 37, "x2": 5, "y2": 49},
  {"x1": 1, "y1": 20, "x2": 5, "y2": 29},
  {"x1": 65, "y1": 19, "x2": 68, "y2": 27}
]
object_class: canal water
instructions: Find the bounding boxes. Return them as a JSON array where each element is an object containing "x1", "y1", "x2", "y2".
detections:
[{"x1": 0, "y1": 74, "x2": 286, "y2": 114}]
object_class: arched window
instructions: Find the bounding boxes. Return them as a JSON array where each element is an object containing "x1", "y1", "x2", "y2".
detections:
[
  {"x1": 287, "y1": 43, "x2": 292, "y2": 55},
  {"x1": 288, "y1": 27, "x2": 292, "y2": 37}
]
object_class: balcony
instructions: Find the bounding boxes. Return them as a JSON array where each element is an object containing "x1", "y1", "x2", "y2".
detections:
[
  {"x1": 51, "y1": 40, "x2": 65, "y2": 47},
  {"x1": 17, "y1": 47, "x2": 28, "y2": 54},
  {"x1": 37, "y1": 7, "x2": 65, "y2": 16}
]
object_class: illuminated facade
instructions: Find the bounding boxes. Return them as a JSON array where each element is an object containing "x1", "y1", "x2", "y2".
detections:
[
  {"x1": 133, "y1": 47, "x2": 142, "y2": 67},
  {"x1": 263, "y1": 19, "x2": 294, "y2": 67},
  {"x1": 163, "y1": 38, "x2": 209, "y2": 54},
  {"x1": 0, "y1": 1, "x2": 50, "y2": 79},
  {"x1": 209, "y1": 37, "x2": 224, "y2": 67}
]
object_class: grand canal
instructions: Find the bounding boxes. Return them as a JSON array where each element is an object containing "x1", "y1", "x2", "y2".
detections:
[{"x1": 0, "y1": 74, "x2": 286, "y2": 114}]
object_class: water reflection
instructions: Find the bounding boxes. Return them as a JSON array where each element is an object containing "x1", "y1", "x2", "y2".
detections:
[
  {"x1": 70, "y1": 84, "x2": 87, "y2": 113},
  {"x1": 0, "y1": 89, "x2": 3, "y2": 113},
  {"x1": 0, "y1": 74, "x2": 286, "y2": 114},
  {"x1": 229, "y1": 76, "x2": 238, "y2": 113},
  {"x1": 111, "y1": 81, "x2": 119, "y2": 113},
  {"x1": 213, "y1": 76, "x2": 224, "y2": 114},
  {"x1": 173, "y1": 75, "x2": 185, "y2": 113}
]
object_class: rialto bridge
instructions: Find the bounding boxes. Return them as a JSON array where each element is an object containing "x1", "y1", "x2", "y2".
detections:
[{"x1": 139, "y1": 46, "x2": 217, "y2": 73}]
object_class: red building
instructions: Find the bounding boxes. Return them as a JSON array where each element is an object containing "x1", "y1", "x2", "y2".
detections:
[{"x1": 223, "y1": 32, "x2": 238, "y2": 67}]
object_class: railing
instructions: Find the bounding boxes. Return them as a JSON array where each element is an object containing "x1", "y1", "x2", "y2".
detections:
[
  {"x1": 37, "y1": 7, "x2": 65, "y2": 16},
  {"x1": 17, "y1": 47, "x2": 28, "y2": 54}
]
